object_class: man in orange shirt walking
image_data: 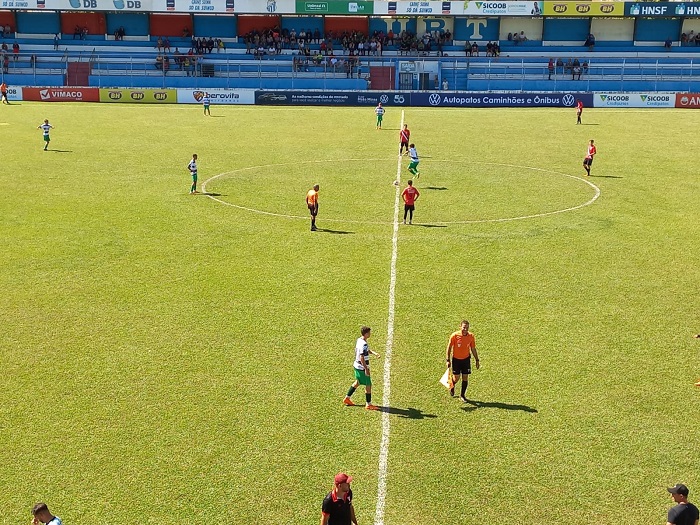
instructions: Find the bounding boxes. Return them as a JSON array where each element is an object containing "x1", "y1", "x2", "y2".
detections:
[
  {"x1": 0, "y1": 82, "x2": 9, "y2": 104},
  {"x1": 401, "y1": 179, "x2": 420, "y2": 224},
  {"x1": 306, "y1": 183, "x2": 319, "y2": 231},
  {"x1": 446, "y1": 320, "x2": 480, "y2": 402}
]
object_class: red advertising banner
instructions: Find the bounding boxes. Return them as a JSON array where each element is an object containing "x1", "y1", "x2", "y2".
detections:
[
  {"x1": 22, "y1": 87, "x2": 100, "y2": 102},
  {"x1": 675, "y1": 93, "x2": 700, "y2": 108}
]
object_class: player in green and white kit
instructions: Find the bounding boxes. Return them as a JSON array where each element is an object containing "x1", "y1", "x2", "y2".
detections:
[
  {"x1": 202, "y1": 94, "x2": 211, "y2": 116},
  {"x1": 37, "y1": 119, "x2": 53, "y2": 151},
  {"x1": 407, "y1": 143, "x2": 420, "y2": 178},
  {"x1": 375, "y1": 103, "x2": 385, "y2": 129},
  {"x1": 188, "y1": 154, "x2": 198, "y2": 194}
]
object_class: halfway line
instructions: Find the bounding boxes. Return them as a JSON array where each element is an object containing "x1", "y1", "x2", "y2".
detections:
[{"x1": 374, "y1": 109, "x2": 404, "y2": 525}]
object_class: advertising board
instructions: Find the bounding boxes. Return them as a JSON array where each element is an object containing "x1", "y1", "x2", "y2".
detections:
[
  {"x1": 626, "y1": 2, "x2": 700, "y2": 17},
  {"x1": 99, "y1": 88, "x2": 177, "y2": 103},
  {"x1": 542, "y1": 1, "x2": 623, "y2": 17},
  {"x1": 675, "y1": 93, "x2": 700, "y2": 109},
  {"x1": 3, "y1": 86, "x2": 23, "y2": 101},
  {"x1": 594, "y1": 93, "x2": 675, "y2": 108},
  {"x1": 375, "y1": 1, "x2": 543, "y2": 16},
  {"x1": 23, "y1": 87, "x2": 99, "y2": 102},
  {"x1": 29, "y1": 0, "x2": 294, "y2": 12},
  {"x1": 176, "y1": 89, "x2": 255, "y2": 104},
  {"x1": 255, "y1": 91, "x2": 411, "y2": 106},
  {"x1": 411, "y1": 92, "x2": 592, "y2": 108}
]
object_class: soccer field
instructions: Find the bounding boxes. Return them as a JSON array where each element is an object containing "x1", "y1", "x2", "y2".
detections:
[{"x1": 1, "y1": 101, "x2": 699, "y2": 525}]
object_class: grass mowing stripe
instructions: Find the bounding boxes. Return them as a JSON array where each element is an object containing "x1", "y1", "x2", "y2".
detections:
[{"x1": 374, "y1": 109, "x2": 405, "y2": 525}]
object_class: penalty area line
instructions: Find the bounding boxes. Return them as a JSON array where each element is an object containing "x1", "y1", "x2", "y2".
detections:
[{"x1": 374, "y1": 109, "x2": 404, "y2": 525}]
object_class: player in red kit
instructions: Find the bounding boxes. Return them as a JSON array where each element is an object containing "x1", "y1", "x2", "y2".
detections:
[
  {"x1": 583, "y1": 139, "x2": 596, "y2": 176},
  {"x1": 399, "y1": 124, "x2": 411, "y2": 156},
  {"x1": 576, "y1": 99, "x2": 584, "y2": 124},
  {"x1": 401, "y1": 179, "x2": 420, "y2": 224}
]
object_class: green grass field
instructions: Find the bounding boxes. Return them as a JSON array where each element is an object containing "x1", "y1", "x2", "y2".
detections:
[{"x1": 1, "y1": 101, "x2": 699, "y2": 525}]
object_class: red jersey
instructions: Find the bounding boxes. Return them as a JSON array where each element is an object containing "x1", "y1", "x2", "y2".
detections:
[
  {"x1": 400, "y1": 128, "x2": 410, "y2": 143},
  {"x1": 402, "y1": 186, "x2": 420, "y2": 206},
  {"x1": 576, "y1": 101, "x2": 584, "y2": 113},
  {"x1": 586, "y1": 144, "x2": 597, "y2": 159}
]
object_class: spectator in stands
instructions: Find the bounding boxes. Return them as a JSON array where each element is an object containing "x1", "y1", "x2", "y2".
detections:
[
  {"x1": 118, "y1": 26, "x2": 126, "y2": 40},
  {"x1": 664, "y1": 37, "x2": 672, "y2": 50},
  {"x1": 313, "y1": 28, "x2": 320, "y2": 43},
  {"x1": 556, "y1": 57, "x2": 564, "y2": 73},
  {"x1": 155, "y1": 54, "x2": 163, "y2": 70},
  {"x1": 3, "y1": 24, "x2": 10, "y2": 37},
  {"x1": 183, "y1": 27, "x2": 190, "y2": 38},
  {"x1": 582, "y1": 60, "x2": 588, "y2": 74},
  {"x1": 445, "y1": 29, "x2": 452, "y2": 43},
  {"x1": 519, "y1": 31, "x2": 528, "y2": 43},
  {"x1": 492, "y1": 41, "x2": 500, "y2": 56},
  {"x1": 54, "y1": 33, "x2": 59, "y2": 49},
  {"x1": 164, "y1": 37, "x2": 171, "y2": 52},
  {"x1": 3, "y1": 54, "x2": 9, "y2": 74},
  {"x1": 163, "y1": 54, "x2": 170, "y2": 74},
  {"x1": 687, "y1": 30, "x2": 695, "y2": 45},
  {"x1": 548, "y1": 58, "x2": 554, "y2": 80},
  {"x1": 584, "y1": 33, "x2": 595, "y2": 50},
  {"x1": 507, "y1": 32, "x2": 513, "y2": 42},
  {"x1": 695, "y1": 33, "x2": 700, "y2": 46},
  {"x1": 1, "y1": 41, "x2": 7, "y2": 53},
  {"x1": 572, "y1": 63, "x2": 581, "y2": 80},
  {"x1": 156, "y1": 36, "x2": 163, "y2": 51},
  {"x1": 30, "y1": 54, "x2": 36, "y2": 67},
  {"x1": 564, "y1": 58, "x2": 573, "y2": 74},
  {"x1": 513, "y1": 32, "x2": 520, "y2": 44},
  {"x1": 207, "y1": 37, "x2": 214, "y2": 53},
  {"x1": 173, "y1": 47, "x2": 182, "y2": 68},
  {"x1": 217, "y1": 39, "x2": 224, "y2": 53},
  {"x1": 73, "y1": 25, "x2": 82, "y2": 40},
  {"x1": 464, "y1": 41, "x2": 471, "y2": 57},
  {"x1": 471, "y1": 42, "x2": 479, "y2": 57},
  {"x1": 442, "y1": 78, "x2": 448, "y2": 90},
  {"x1": 681, "y1": 33, "x2": 688, "y2": 46},
  {"x1": 183, "y1": 56, "x2": 191, "y2": 75},
  {"x1": 82, "y1": 26, "x2": 88, "y2": 39},
  {"x1": 12, "y1": 41, "x2": 19, "y2": 61}
]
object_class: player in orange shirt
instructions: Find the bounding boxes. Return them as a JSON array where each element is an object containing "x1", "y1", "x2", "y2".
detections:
[
  {"x1": 583, "y1": 139, "x2": 596, "y2": 176},
  {"x1": 576, "y1": 99, "x2": 583, "y2": 124},
  {"x1": 0, "y1": 82, "x2": 8, "y2": 104},
  {"x1": 306, "y1": 184, "x2": 319, "y2": 231},
  {"x1": 401, "y1": 179, "x2": 420, "y2": 224},
  {"x1": 446, "y1": 320, "x2": 480, "y2": 402}
]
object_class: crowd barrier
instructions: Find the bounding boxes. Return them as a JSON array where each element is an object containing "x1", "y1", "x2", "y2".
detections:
[{"x1": 8, "y1": 87, "x2": 700, "y2": 108}]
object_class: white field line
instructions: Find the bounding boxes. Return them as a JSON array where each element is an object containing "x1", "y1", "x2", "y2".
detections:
[
  {"x1": 200, "y1": 160, "x2": 600, "y2": 226},
  {"x1": 373, "y1": 109, "x2": 404, "y2": 525}
]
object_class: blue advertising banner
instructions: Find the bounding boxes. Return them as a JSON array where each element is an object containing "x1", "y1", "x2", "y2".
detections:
[
  {"x1": 410, "y1": 92, "x2": 592, "y2": 108},
  {"x1": 255, "y1": 90, "x2": 593, "y2": 107},
  {"x1": 255, "y1": 91, "x2": 410, "y2": 106},
  {"x1": 625, "y1": 2, "x2": 700, "y2": 17}
]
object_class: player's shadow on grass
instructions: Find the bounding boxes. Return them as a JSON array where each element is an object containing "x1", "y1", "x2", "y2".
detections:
[
  {"x1": 461, "y1": 399, "x2": 538, "y2": 414},
  {"x1": 200, "y1": 192, "x2": 222, "y2": 196},
  {"x1": 51, "y1": 150, "x2": 73, "y2": 153},
  {"x1": 316, "y1": 227, "x2": 354, "y2": 235},
  {"x1": 581, "y1": 123, "x2": 599, "y2": 126},
  {"x1": 590, "y1": 175, "x2": 623, "y2": 179},
  {"x1": 379, "y1": 406, "x2": 438, "y2": 420},
  {"x1": 425, "y1": 186, "x2": 448, "y2": 191},
  {"x1": 210, "y1": 115, "x2": 225, "y2": 118},
  {"x1": 413, "y1": 223, "x2": 447, "y2": 229}
]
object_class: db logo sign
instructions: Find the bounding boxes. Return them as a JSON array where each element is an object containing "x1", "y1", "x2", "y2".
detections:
[
  {"x1": 428, "y1": 93, "x2": 441, "y2": 106},
  {"x1": 193, "y1": 91, "x2": 205, "y2": 102},
  {"x1": 153, "y1": 92, "x2": 168, "y2": 101},
  {"x1": 108, "y1": 91, "x2": 122, "y2": 100},
  {"x1": 562, "y1": 94, "x2": 575, "y2": 107},
  {"x1": 130, "y1": 91, "x2": 145, "y2": 100}
]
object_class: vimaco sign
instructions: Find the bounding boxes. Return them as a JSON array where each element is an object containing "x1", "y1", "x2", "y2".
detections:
[
  {"x1": 675, "y1": 93, "x2": 700, "y2": 109},
  {"x1": 23, "y1": 87, "x2": 99, "y2": 102}
]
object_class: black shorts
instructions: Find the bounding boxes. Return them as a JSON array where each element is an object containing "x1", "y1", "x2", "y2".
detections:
[
  {"x1": 404, "y1": 204, "x2": 415, "y2": 212},
  {"x1": 452, "y1": 357, "x2": 471, "y2": 375},
  {"x1": 583, "y1": 157, "x2": 593, "y2": 166},
  {"x1": 308, "y1": 204, "x2": 318, "y2": 216}
]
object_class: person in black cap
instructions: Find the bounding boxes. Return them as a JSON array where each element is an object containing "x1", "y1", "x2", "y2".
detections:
[
  {"x1": 666, "y1": 483, "x2": 699, "y2": 525},
  {"x1": 321, "y1": 472, "x2": 357, "y2": 525}
]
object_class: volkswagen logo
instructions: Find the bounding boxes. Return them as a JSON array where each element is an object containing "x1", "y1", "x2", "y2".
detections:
[
  {"x1": 428, "y1": 93, "x2": 441, "y2": 106},
  {"x1": 379, "y1": 94, "x2": 389, "y2": 104},
  {"x1": 562, "y1": 94, "x2": 575, "y2": 107}
]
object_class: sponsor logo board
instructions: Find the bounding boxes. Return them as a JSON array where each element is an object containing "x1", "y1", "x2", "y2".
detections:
[
  {"x1": 176, "y1": 89, "x2": 255, "y2": 104},
  {"x1": 98, "y1": 88, "x2": 177, "y2": 103},
  {"x1": 412, "y1": 92, "x2": 591, "y2": 108},
  {"x1": 675, "y1": 93, "x2": 700, "y2": 109},
  {"x1": 595, "y1": 93, "x2": 675, "y2": 108},
  {"x1": 543, "y1": 1, "x2": 622, "y2": 17},
  {"x1": 23, "y1": 87, "x2": 99, "y2": 102}
]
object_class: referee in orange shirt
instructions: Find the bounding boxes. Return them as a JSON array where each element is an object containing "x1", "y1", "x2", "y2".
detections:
[
  {"x1": 306, "y1": 184, "x2": 319, "y2": 231},
  {"x1": 446, "y1": 320, "x2": 480, "y2": 402}
]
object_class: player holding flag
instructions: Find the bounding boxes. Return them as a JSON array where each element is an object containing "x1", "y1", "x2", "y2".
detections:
[
  {"x1": 375, "y1": 103, "x2": 385, "y2": 130},
  {"x1": 399, "y1": 124, "x2": 410, "y2": 155},
  {"x1": 583, "y1": 139, "x2": 596, "y2": 176}
]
